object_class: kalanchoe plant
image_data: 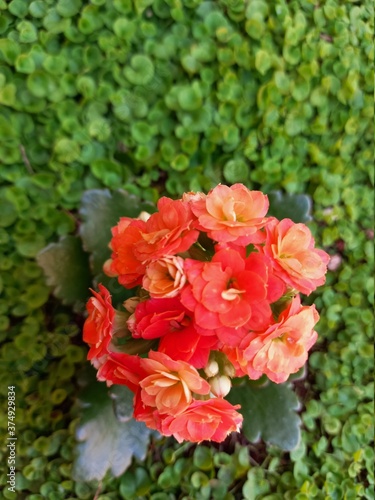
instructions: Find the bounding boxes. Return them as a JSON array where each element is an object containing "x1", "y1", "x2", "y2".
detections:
[{"x1": 82, "y1": 183, "x2": 329, "y2": 445}]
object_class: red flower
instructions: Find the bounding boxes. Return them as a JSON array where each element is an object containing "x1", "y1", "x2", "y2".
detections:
[
  {"x1": 129, "y1": 297, "x2": 217, "y2": 367},
  {"x1": 83, "y1": 284, "x2": 115, "y2": 362},
  {"x1": 188, "y1": 184, "x2": 269, "y2": 245},
  {"x1": 129, "y1": 297, "x2": 191, "y2": 340},
  {"x1": 181, "y1": 248, "x2": 279, "y2": 346},
  {"x1": 258, "y1": 218, "x2": 330, "y2": 295},
  {"x1": 97, "y1": 351, "x2": 147, "y2": 393},
  {"x1": 159, "y1": 328, "x2": 218, "y2": 369},
  {"x1": 161, "y1": 398, "x2": 243, "y2": 443}
]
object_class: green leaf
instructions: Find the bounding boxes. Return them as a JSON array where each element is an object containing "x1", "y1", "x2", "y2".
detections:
[
  {"x1": 227, "y1": 379, "x2": 301, "y2": 451},
  {"x1": 267, "y1": 191, "x2": 312, "y2": 223},
  {"x1": 90, "y1": 158, "x2": 124, "y2": 187},
  {"x1": 36, "y1": 235, "x2": 91, "y2": 306},
  {"x1": 255, "y1": 49, "x2": 272, "y2": 75},
  {"x1": 171, "y1": 153, "x2": 189, "y2": 172},
  {"x1": 223, "y1": 158, "x2": 248, "y2": 183},
  {"x1": 79, "y1": 189, "x2": 155, "y2": 275},
  {"x1": 120, "y1": 467, "x2": 152, "y2": 498},
  {"x1": 15, "y1": 53, "x2": 36, "y2": 74},
  {"x1": 56, "y1": 0, "x2": 82, "y2": 17},
  {"x1": 178, "y1": 84, "x2": 203, "y2": 111},
  {"x1": 0, "y1": 196, "x2": 17, "y2": 227},
  {"x1": 17, "y1": 20, "x2": 38, "y2": 43},
  {"x1": 73, "y1": 370, "x2": 153, "y2": 481},
  {"x1": 124, "y1": 55, "x2": 154, "y2": 85}
]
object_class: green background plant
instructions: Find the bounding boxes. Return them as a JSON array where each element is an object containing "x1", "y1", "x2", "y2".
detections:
[{"x1": 0, "y1": 0, "x2": 373, "y2": 498}]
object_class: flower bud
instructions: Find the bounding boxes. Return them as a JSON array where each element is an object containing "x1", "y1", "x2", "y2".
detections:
[
  {"x1": 209, "y1": 375, "x2": 232, "y2": 398},
  {"x1": 138, "y1": 211, "x2": 151, "y2": 222},
  {"x1": 126, "y1": 313, "x2": 136, "y2": 333},
  {"x1": 123, "y1": 297, "x2": 141, "y2": 313},
  {"x1": 204, "y1": 360, "x2": 219, "y2": 378},
  {"x1": 223, "y1": 361, "x2": 236, "y2": 378}
]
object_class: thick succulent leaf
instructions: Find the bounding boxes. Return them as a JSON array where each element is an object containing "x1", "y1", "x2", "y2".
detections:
[
  {"x1": 79, "y1": 189, "x2": 155, "y2": 275},
  {"x1": 74, "y1": 371, "x2": 153, "y2": 481},
  {"x1": 36, "y1": 235, "x2": 91, "y2": 306},
  {"x1": 227, "y1": 379, "x2": 301, "y2": 451},
  {"x1": 109, "y1": 384, "x2": 135, "y2": 423},
  {"x1": 267, "y1": 191, "x2": 312, "y2": 223}
]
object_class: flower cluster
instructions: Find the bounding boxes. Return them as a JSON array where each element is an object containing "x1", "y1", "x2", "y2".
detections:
[{"x1": 83, "y1": 184, "x2": 329, "y2": 443}]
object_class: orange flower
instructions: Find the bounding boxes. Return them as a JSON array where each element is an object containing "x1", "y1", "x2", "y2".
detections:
[
  {"x1": 133, "y1": 197, "x2": 199, "y2": 262},
  {"x1": 189, "y1": 184, "x2": 269, "y2": 245},
  {"x1": 143, "y1": 256, "x2": 186, "y2": 298},
  {"x1": 104, "y1": 198, "x2": 198, "y2": 288},
  {"x1": 104, "y1": 217, "x2": 147, "y2": 288},
  {"x1": 139, "y1": 351, "x2": 211, "y2": 416},
  {"x1": 83, "y1": 284, "x2": 115, "y2": 361},
  {"x1": 258, "y1": 218, "x2": 330, "y2": 295},
  {"x1": 161, "y1": 398, "x2": 243, "y2": 443},
  {"x1": 241, "y1": 296, "x2": 319, "y2": 383}
]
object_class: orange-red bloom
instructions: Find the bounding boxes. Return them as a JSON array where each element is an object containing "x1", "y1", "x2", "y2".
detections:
[
  {"x1": 161, "y1": 398, "x2": 243, "y2": 443},
  {"x1": 129, "y1": 297, "x2": 191, "y2": 340},
  {"x1": 189, "y1": 184, "x2": 269, "y2": 245},
  {"x1": 83, "y1": 284, "x2": 115, "y2": 361},
  {"x1": 129, "y1": 297, "x2": 217, "y2": 367},
  {"x1": 97, "y1": 351, "x2": 147, "y2": 393},
  {"x1": 104, "y1": 217, "x2": 147, "y2": 288},
  {"x1": 133, "y1": 197, "x2": 199, "y2": 262},
  {"x1": 158, "y1": 328, "x2": 218, "y2": 369},
  {"x1": 104, "y1": 198, "x2": 198, "y2": 288},
  {"x1": 240, "y1": 296, "x2": 319, "y2": 383},
  {"x1": 143, "y1": 256, "x2": 186, "y2": 298},
  {"x1": 258, "y1": 218, "x2": 330, "y2": 295},
  {"x1": 84, "y1": 184, "x2": 330, "y2": 443},
  {"x1": 139, "y1": 351, "x2": 211, "y2": 416},
  {"x1": 181, "y1": 248, "x2": 279, "y2": 346}
]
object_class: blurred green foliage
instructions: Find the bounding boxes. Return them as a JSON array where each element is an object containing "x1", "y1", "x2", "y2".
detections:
[{"x1": 0, "y1": 0, "x2": 373, "y2": 498}]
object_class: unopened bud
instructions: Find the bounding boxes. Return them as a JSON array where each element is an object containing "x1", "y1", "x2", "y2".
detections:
[
  {"x1": 103, "y1": 258, "x2": 117, "y2": 277},
  {"x1": 126, "y1": 313, "x2": 136, "y2": 333},
  {"x1": 123, "y1": 297, "x2": 141, "y2": 313},
  {"x1": 204, "y1": 360, "x2": 219, "y2": 378},
  {"x1": 112, "y1": 311, "x2": 130, "y2": 338},
  {"x1": 223, "y1": 361, "x2": 236, "y2": 378},
  {"x1": 138, "y1": 211, "x2": 151, "y2": 222},
  {"x1": 209, "y1": 375, "x2": 232, "y2": 398}
]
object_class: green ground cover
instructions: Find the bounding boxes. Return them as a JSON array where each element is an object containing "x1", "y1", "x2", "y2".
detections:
[{"x1": 0, "y1": 0, "x2": 373, "y2": 498}]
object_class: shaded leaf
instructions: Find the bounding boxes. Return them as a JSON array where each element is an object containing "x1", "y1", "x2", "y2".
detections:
[
  {"x1": 109, "y1": 384, "x2": 134, "y2": 423},
  {"x1": 227, "y1": 379, "x2": 301, "y2": 451},
  {"x1": 268, "y1": 191, "x2": 312, "y2": 223},
  {"x1": 74, "y1": 371, "x2": 153, "y2": 481},
  {"x1": 79, "y1": 189, "x2": 155, "y2": 275},
  {"x1": 36, "y1": 235, "x2": 91, "y2": 306}
]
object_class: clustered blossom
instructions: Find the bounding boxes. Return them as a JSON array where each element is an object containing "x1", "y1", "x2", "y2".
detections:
[{"x1": 83, "y1": 184, "x2": 329, "y2": 443}]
